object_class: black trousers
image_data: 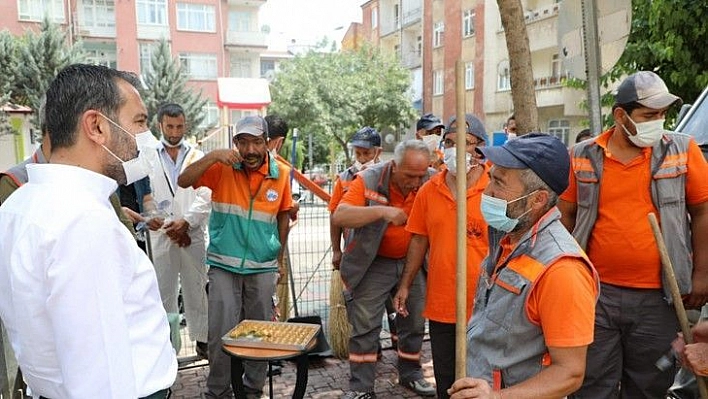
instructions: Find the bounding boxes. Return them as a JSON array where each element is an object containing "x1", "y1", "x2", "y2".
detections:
[{"x1": 429, "y1": 320, "x2": 457, "y2": 399}]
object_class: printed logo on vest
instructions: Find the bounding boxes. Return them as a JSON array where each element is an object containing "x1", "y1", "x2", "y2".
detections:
[{"x1": 266, "y1": 188, "x2": 279, "y2": 202}]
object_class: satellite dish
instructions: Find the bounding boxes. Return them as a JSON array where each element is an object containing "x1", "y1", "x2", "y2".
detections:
[
  {"x1": 558, "y1": 0, "x2": 631, "y2": 80},
  {"x1": 385, "y1": 134, "x2": 395, "y2": 144}
]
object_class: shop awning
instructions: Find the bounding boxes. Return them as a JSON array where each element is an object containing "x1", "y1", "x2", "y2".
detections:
[{"x1": 216, "y1": 77, "x2": 271, "y2": 110}]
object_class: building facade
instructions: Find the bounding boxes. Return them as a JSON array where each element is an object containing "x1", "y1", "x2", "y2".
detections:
[
  {"x1": 0, "y1": 0, "x2": 275, "y2": 133},
  {"x1": 356, "y1": 0, "x2": 592, "y2": 145}
]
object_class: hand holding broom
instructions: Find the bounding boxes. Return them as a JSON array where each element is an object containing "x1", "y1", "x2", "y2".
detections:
[{"x1": 648, "y1": 212, "x2": 708, "y2": 399}]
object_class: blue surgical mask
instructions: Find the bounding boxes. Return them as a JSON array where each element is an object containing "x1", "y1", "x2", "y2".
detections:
[{"x1": 480, "y1": 191, "x2": 536, "y2": 232}]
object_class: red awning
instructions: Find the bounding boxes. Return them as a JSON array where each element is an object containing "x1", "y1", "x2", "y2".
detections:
[{"x1": 217, "y1": 78, "x2": 271, "y2": 110}]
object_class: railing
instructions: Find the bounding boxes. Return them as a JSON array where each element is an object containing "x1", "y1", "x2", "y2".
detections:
[
  {"x1": 402, "y1": 7, "x2": 422, "y2": 27},
  {"x1": 533, "y1": 72, "x2": 572, "y2": 89},
  {"x1": 524, "y1": 2, "x2": 560, "y2": 23},
  {"x1": 225, "y1": 30, "x2": 267, "y2": 48},
  {"x1": 196, "y1": 126, "x2": 229, "y2": 154}
]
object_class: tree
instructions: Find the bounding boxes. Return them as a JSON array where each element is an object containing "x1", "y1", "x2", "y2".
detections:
[
  {"x1": 497, "y1": 0, "x2": 538, "y2": 133},
  {"x1": 140, "y1": 38, "x2": 210, "y2": 138},
  {"x1": 567, "y1": 0, "x2": 708, "y2": 129},
  {"x1": 10, "y1": 19, "x2": 84, "y2": 130},
  {"x1": 0, "y1": 31, "x2": 18, "y2": 137},
  {"x1": 615, "y1": 0, "x2": 708, "y2": 107},
  {"x1": 268, "y1": 45, "x2": 417, "y2": 165}
]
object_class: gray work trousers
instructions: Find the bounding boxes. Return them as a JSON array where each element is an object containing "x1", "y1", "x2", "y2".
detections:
[
  {"x1": 571, "y1": 283, "x2": 679, "y2": 399},
  {"x1": 345, "y1": 256, "x2": 426, "y2": 392},
  {"x1": 205, "y1": 267, "x2": 277, "y2": 399}
]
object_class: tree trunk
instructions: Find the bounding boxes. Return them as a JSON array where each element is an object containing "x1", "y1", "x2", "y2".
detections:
[{"x1": 497, "y1": 0, "x2": 539, "y2": 134}]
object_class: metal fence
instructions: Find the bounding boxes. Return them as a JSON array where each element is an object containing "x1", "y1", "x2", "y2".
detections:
[{"x1": 174, "y1": 131, "x2": 396, "y2": 368}]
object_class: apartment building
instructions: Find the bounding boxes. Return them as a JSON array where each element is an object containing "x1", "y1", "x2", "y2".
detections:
[
  {"x1": 0, "y1": 0, "x2": 275, "y2": 131},
  {"x1": 357, "y1": 0, "x2": 590, "y2": 145},
  {"x1": 483, "y1": 0, "x2": 587, "y2": 142}
]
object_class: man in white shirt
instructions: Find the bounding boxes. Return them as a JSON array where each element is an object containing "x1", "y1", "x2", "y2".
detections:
[
  {"x1": 147, "y1": 103, "x2": 210, "y2": 358},
  {"x1": 0, "y1": 64, "x2": 177, "y2": 398}
]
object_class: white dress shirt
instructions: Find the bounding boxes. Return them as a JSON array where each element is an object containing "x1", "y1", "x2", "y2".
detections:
[{"x1": 0, "y1": 164, "x2": 177, "y2": 398}]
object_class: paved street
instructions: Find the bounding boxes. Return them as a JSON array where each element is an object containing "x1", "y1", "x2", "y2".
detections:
[{"x1": 171, "y1": 340, "x2": 436, "y2": 398}]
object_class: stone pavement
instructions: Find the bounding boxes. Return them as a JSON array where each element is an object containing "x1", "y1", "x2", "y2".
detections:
[{"x1": 170, "y1": 340, "x2": 436, "y2": 398}]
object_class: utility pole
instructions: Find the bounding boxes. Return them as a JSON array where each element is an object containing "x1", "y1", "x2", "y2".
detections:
[{"x1": 582, "y1": 0, "x2": 603, "y2": 134}]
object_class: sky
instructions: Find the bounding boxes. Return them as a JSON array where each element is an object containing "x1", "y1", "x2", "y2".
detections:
[{"x1": 259, "y1": 0, "x2": 364, "y2": 51}]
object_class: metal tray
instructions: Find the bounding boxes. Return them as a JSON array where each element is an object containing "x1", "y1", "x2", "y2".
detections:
[{"x1": 221, "y1": 319, "x2": 320, "y2": 351}]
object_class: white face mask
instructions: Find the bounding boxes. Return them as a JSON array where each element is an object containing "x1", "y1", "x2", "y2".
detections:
[
  {"x1": 422, "y1": 134, "x2": 441, "y2": 153},
  {"x1": 353, "y1": 158, "x2": 377, "y2": 171},
  {"x1": 101, "y1": 115, "x2": 155, "y2": 185},
  {"x1": 621, "y1": 115, "x2": 665, "y2": 148},
  {"x1": 160, "y1": 134, "x2": 184, "y2": 148},
  {"x1": 443, "y1": 147, "x2": 471, "y2": 176}
]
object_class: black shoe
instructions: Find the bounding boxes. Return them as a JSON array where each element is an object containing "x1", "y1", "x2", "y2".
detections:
[{"x1": 196, "y1": 341, "x2": 208, "y2": 360}]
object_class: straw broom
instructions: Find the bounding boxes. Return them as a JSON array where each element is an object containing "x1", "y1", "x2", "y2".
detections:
[{"x1": 329, "y1": 268, "x2": 350, "y2": 359}]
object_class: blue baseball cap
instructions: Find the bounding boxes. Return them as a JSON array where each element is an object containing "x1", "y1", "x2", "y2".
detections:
[
  {"x1": 477, "y1": 133, "x2": 570, "y2": 195},
  {"x1": 350, "y1": 126, "x2": 381, "y2": 148},
  {"x1": 416, "y1": 113, "x2": 444, "y2": 131}
]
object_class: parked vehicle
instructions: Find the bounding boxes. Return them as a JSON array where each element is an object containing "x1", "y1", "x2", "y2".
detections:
[
  {"x1": 675, "y1": 86, "x2": 708, "y2": 160},
  {"x1": 304, "y1": 167, "x2": 329, "y2": 187}
]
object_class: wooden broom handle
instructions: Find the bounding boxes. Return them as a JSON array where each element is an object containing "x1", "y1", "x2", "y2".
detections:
[{"x1": 648, "y1": 212, "x2": 708, "y2": 399}]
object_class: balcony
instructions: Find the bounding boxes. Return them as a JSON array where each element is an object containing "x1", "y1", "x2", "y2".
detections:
[
  {"x1": 226, "y1": 0, "x2": 266, "y2": 6},
  {"x1": 524, "y1": 2, "x2": 560, "y2": 24},
  {"x1": 534, "y1": 73, "x2": 572, "y2": 108},
  {"x1": 225, "y1": 30, "x2": 267, "y2": 48},
  {"x1": 526, "y1": 16, "x2": 558, "y2": 51},
  {"x1": 400, "y1": 51, "x2": 421, "y2": 69},
  {"x1": 75, "y1": 25, "x2": 116, "y2": 39},
  {"x1": 402, "y1": 7, "x2": 421, "y2": 27}
]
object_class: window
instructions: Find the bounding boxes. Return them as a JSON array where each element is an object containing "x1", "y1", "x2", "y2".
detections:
[
  {"x1": 551, "y1": 53, "x2": 562, "y2": 80},
  {"x1": 371, "y1": 7, "x2": 378, "y2": 28},
  {"x1": 548, "y1": 119, "x2": 571, "y2": 144},
  {"x1": 82, "y1": 0, "x2": 115, "y2": 28},
  {"x1": 433, "y1": 70, "x2": 444, "y2": 96},
  {"x1": 260, "y1": 60, "x2": 275, "y2": 77},
  {"x1": 393, "y1": 4, "x2": 400, "y2": 28},
  {"x1": 465, "y1": 62, "x2": 474, "y2": 90},
  {"x1": 230, "y1": 57, "x2": 252, "y2": 78},
  {"x1": 463, "y1": 9, "x2": 475, "y2": 37},
  {"x1": 139, "y1": 42, "x2": 157, "y2": 76},
  {"x1": 18, "y1": 0, "x2": 65, "y2": 22},
  {"x1": 433, "y1": 21, "x2": 444, "y2": 48},
  {"x1": 417, "y1": 35, "x2": 422, "y2": 57},
  {"x1": 85, "y1": 47, "x2": 117, "y2": 69},
  {"x1": 179, "y1": 53, "x2": 218, "y2": 80},
  {"x1": 177, "y1": 3, "x2": 215, "y2": 32},
  {"x1": 497, "y1": 60, "x2": 511, "y2": 91},
  {"x1": 136, "y1": 0, "x2": 167, "y2": 25},
  {"x1": 228, "y1": 11, "x2": 251, "y2": 32},
  {"x1": 199, "y1": 102, "x2": 219, "y2": 129}
]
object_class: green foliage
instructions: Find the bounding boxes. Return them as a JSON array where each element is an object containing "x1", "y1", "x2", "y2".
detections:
[
  {"x1": 279, "y1": 136, "x2": 306, "y2": 171},
  {"x1": 139, "y1": 38, "x2": 210, "y2": 138},
  {"x1": 619, "y1": 0, "x2": 708, "y2": 103},
  {"x1": 570, "y1": 0, "x2": 708, "y2": 129},
  {"x1": 268, "y1": 45, "x2": 417, "y2": 165},
  {"x1": 0, "y1": 31, "x2": 17, "y2": 137},
  {"x1": 8, "y1": 19, "x2": 84, "y2": 130}
]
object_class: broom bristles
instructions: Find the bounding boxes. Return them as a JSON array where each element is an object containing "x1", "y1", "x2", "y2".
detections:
[{"x1": 329, "y1": 269, "x2": 350, "y2": 359}]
